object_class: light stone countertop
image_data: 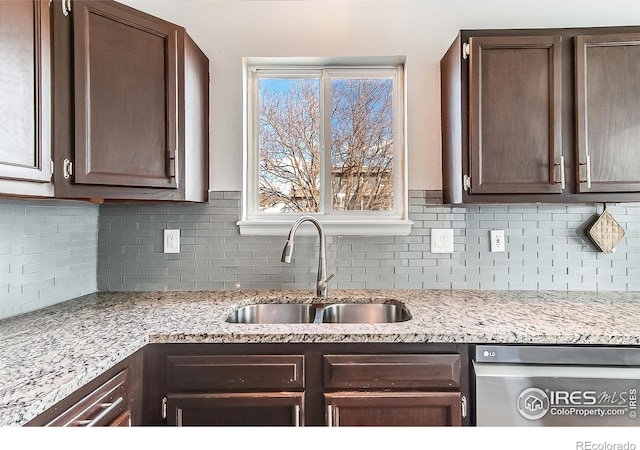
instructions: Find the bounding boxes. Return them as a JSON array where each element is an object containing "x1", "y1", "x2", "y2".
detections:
[{"x1": 2, "y1": 288, "x2": 640, "y2": 426}]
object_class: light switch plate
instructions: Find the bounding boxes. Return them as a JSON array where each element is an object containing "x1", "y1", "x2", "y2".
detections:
[
  {"x1": 164, "y1": 229, "x2": 180, "y2": 253},
  {"x1": 431, "y1": 229, "x2": 454, "y2": 253}
]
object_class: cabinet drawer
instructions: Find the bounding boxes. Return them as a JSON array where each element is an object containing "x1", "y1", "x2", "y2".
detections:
[
  {"x1": 323, "y1": 354, "x2": 461, "y2": 389},
  {"x1": 46, "y1": 369, "x2": 129, "y2": 426},
  {"x1": 166, "y1": 355, "x2": 304, "y2": 391}
]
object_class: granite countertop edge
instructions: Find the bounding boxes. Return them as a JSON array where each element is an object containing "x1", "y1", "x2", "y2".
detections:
[{"x1": 2, "y1": 288, "x2": 640, "y2": 426}]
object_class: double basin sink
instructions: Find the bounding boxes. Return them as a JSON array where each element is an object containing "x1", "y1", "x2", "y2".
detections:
[{"x1": 226, "y1": 301, "x2": 411, "y2": 324}]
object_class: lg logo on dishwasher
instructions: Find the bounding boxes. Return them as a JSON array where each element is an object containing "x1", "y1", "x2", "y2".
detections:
[{"x1": 517, "y1": 387, "x2": 638, "y2": 420}]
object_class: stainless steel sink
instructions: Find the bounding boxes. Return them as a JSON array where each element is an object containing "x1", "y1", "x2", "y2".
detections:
[
  {"x1": 321, "y1": 303, "x2": 411, "y2": 324},
  {"x1": 225, "y1": 303, "x2": 314, "y2": 324},
  {"x1": 226, "y1": 301, "x2": 411, "y2": 324}
]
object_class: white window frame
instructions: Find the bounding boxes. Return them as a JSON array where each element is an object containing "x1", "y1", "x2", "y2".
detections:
[{"x1": 238, "y1": 57, "x2": 411, "y2": 236}]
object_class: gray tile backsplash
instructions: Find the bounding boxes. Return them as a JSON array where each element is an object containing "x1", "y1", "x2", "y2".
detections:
[
  {"x1": 0, "y1": 198, "x2": 98, "y2": 319},
  {"x1": 97, "y1": 191, "x2": 639, "y2": 292},
  {"x1": 2, "y1": 191, "x2": 636, "y2": 320}
]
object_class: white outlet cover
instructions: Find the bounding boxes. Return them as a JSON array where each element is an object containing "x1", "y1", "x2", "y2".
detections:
[
  {"x1": 490, "y1": 229, "x2": 505, "y2": 252},
  {"x1": 164, "y1": 229, "x2": 180, "y2": 254},
  {"x1": 431, "y1": 229, "x2": 454, "y2": 253}
]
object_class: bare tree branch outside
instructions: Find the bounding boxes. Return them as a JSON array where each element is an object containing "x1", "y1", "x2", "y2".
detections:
[
  {"x1": 331, "y1": 78, "x2": 393, "y2": 211},
  {"x1": 258, "y1": 75, "x2": 394, "y2": 213}
]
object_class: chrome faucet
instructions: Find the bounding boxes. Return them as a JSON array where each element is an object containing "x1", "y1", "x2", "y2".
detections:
[{"x1": 281, "y1": 216, "x2": 334, "y2": 299}]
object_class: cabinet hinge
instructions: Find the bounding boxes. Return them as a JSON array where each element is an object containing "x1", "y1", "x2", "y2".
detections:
[
  {"x1": 49, "y1": 159, "x2": 54, "y2": 176},
  {"x1": 462, "y1": 42, "x2": 470, "y2": 59},
  {"x1": 62, "y1": 0, "x2": 71, "y2": 17},
  {"x1": 161, "y1": 396, "x2": 167, "y2": 419},
  {"x1": 579, "y1": 154, "x2": 592, "y2": 189},
  {"x1": 461, "y1": 395, "x2": 467, "y2": 418},
  {"x1": 63, "y1": 159, "x2": 73, "y2": 179},
  {"x1": 463, "y1": 174, "x2": 471, "y2": 191}
]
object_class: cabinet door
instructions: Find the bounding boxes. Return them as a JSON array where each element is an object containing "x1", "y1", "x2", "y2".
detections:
[
  {"x1": 0, "y1": 0, "x2": 52, "y2": 188},
  {"x1": 468, "y1": 36, "x2": 563, "y2": 194},
  {"x1": 72, "y1": 0, "x2": 178, "y2": 189},
  {"x1": 575, "y1": 33, "x2": 640, "y2": 193},
  {"x1": 325, "y1": 392, "x2": 462, "y2": 427},
  {"x1": 165, "y1": 393, "x2": 304, "y2": 426}
]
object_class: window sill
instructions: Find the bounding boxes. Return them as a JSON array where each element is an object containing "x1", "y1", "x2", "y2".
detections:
[{"x1": 237, "y1": 219, "x2": 414, "y2": 236}]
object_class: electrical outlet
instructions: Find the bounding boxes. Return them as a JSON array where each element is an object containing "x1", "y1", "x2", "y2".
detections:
[
  {"x1": 431, "y1": 229, "x2": 454, "y2": 253},
  {"x1": 164, "y1": 229, "x2": 180, "y2": 254},
  {"x1": 490, "y1": 230, "x2": 505, "y2": 252}
]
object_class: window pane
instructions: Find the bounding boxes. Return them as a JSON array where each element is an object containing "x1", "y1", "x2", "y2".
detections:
[
  {"x1": 330, "y1": 78, "x2": 394, "y2": 211},
  {"x1": 258, "y1": 78, "x2": 320, "y2": 213}
]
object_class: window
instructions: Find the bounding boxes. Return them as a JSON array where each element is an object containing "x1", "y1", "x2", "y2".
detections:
[{"x1": 239, "y1": 58, "x2": 411, "y2": 236}]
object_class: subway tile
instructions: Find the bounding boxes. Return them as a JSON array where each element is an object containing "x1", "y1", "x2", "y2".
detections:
[
  {"x1": 478, "y1": 280, "x2": 509, "y2": 290},
  {"x1": 9, "y1": 191, "x2": 639, "y2": 315},
  {"x1": 408, "y1": 259, "x2": 438, "y2": 267},
  {"x1": 423, "y1": 281, "x2": 454, "y2": 289},
  {"x1": 394, "y1": 281, "x2": 425, "y2": 289},
  {"x1": 1, "y1": 199, "x2": 97, "y2": 319},
  {"x1": 395, "y1": 267, "x2": 424, "y2": 275},
  {"x1": 166, "y1": 282, "x2": 196, "y2": 290}
]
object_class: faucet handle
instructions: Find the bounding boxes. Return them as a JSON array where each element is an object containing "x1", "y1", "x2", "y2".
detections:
[{"x1": 325, "y1": 273, "x2": 335, "y2": 283}]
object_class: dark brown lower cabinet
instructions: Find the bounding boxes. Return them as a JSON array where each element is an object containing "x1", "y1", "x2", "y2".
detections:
[
  {"x1": 26, "y1": 351, "x2": 142, "y2": 427},
  {"x1": 161, "y1": 353, "x2": 305, "y2": 426},
  {"x1": 325, "y1": 392, "x2": 462, "y2": 427},
  {"x1": 25, "y1": 343, "x2": 469, "y2": 427},
  {"x1": 165, "y1": 392, "x2": 304, "y2": 426},
  {"x1": 148, "y1": 343, "x2": 469, "y2": 427},
  {"x1": 322, "y1": 353, "x2": 464, "y2": 426}
]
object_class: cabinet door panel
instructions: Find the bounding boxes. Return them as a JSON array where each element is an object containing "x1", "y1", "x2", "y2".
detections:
[
  {"x1": 73, "y1": 0, "x2": 177, "y2": 189},
  {"x1": 0, "y1": 0, "x2": 51, "y2": 184},
  {"x1": 166, "y1": 393, "x2": 304, "y2": 426},
  {"x1": 166, "y1": 355, "x2": 304, "y2": 391},
  {"x1": 324, "y1": 354, "x2": 461, "y2": 389},
  {"x1": 469, "y1": 36, "x2": 562, "y2": 194},
  {"x1": 575, "y1": 33, "x2": 640, "y2": 193},
  {"x1": 325, "y1": 392, "x2": 462, "y2": 427}
]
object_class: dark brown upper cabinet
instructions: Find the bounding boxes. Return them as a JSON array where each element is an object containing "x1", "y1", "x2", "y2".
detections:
[
  {"x1": 441, "y1": 27, "x2": 640, "y2": 204},
  {"x1": 468, "y1": 36, "x2": 562, "y2": 196},
  {"x1": 52, "y1": 0, "x2": 209, "y2": 202},
  {"x1": 0, "y1": 0, "x2": 53, "y2": 197},
  {"x1": 575, "y1": 33, "x2": 640, "y2": 194}
]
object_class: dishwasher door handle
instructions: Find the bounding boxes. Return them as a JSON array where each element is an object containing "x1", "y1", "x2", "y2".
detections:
[{"x1": 473, "y1": 361, "x2": 640, "y2": 379}]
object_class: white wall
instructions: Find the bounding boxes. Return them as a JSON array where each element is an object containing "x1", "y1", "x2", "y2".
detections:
[{"x1": 119, "y1": 0, "x2": 640, "y2": 191}]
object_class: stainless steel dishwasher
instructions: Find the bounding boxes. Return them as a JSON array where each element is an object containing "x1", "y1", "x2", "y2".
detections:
[{"x1": 474, "y1": 345, "x2": 640, "y2": 426}]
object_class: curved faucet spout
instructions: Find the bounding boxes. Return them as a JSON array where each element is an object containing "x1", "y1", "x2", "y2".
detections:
[{"x1": 281, "y1": 216, "x2": 334, "y2": 299}]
